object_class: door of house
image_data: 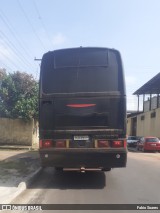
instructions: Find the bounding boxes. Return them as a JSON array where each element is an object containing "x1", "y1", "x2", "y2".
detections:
[{"x1": 131, "y1": 117, "x2": 137, "y2": 136}]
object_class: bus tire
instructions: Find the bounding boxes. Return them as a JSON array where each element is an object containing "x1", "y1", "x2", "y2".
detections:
[{"x1": 55, "y1": 167, "x2": 63, "y2": 172}]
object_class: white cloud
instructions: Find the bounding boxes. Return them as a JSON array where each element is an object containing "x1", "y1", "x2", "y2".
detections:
[{"x1": 52, "y1": 33, "x2": 67, "y2": 46}]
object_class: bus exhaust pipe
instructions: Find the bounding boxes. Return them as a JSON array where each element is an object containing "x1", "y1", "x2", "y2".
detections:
[{"x1": 63, "y1": 167, "x2": 102, "y2": 172}]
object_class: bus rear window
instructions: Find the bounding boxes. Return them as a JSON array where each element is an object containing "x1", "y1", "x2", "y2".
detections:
[
  {"x1": 54, "y1": 48, "x2": 108, "y2": 68},
  {"x1": 41, "y1": 48, "x2": 123, "y2": 94}
]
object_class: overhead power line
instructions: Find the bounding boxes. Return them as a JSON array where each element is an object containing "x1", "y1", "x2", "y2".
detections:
[
  {"x1": 0, "y1": 9, "x2": 39, "y2": 73},
  {"x1": 0, "y1": 49, "x2": 19, "y2": 71},
  {"x1": 0, "y1": 11, "x2": 33, "y2": 60},
  {"x1": 32, "y1": 0, "x2": 52, "y2": 46},
  {"x1": 17, "y1": 0, "x2": 47, "y2": 51},
  {"x1": 0, "y1": 30, "x2": 35, "y2": 70},
  {"x1": 0, "y1": 60, "x2": 12, "y2": 72}
]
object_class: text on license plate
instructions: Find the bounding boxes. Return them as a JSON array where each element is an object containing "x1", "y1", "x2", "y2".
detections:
[{"x1": 74, "y1": 136, "x2": 89, "y2": 140}]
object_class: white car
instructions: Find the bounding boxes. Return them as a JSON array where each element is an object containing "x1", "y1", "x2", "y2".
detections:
[{"x1": 127, "y1": 136, "x2": 139, "y2": 147}]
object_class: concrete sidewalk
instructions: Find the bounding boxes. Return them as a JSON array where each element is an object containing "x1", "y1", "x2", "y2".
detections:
[{"x1": 0, "y1": 149, "x2": 42, "y2": 204}]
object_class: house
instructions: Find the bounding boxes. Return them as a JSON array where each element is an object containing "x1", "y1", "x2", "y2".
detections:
[{"x1": 127, "y1": 73, "x2": 160, "y2": 138}]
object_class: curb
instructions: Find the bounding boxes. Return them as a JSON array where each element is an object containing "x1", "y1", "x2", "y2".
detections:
[
  {"x1": 0, "y1": 146, "x2": 39, "y2": 151},
  {"x1": 18, "y1": 167, "x2": 42, "y2": 189},
  {"x1": 7, "y1": 167, "x2": 42, "y2": 204}
]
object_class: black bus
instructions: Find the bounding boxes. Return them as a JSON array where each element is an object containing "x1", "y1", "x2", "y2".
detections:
[{"x1": 39, "y1": 47, "x2": 127, "y2": 172}]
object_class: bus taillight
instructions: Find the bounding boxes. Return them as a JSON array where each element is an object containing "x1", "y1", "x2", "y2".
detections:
[
  {"x1": 98, "y1": 140, "x2": 109, "y2": 148},
  {"x1": 112, "y1": 140, "x2": 123, "y2": 148},
  {"x1": 55, "y1": 140, "x2": 66, "y2": 148},
  {"x1": 41, "y1": 140, "x2": 52, "y2": 148}
]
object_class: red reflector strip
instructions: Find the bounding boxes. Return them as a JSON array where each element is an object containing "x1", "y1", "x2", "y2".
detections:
[
  {"x1": 66, "y1": 104, "x2": 96, "y2": 108},
  {"x1": 39, "y1": 140, "x2": 43, "y2": 148},
  {"x1": 124, "y1": 139, "x2": 127, "y2": 148}
]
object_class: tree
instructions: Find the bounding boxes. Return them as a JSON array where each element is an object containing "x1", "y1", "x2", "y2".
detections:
[{"x1": 0, "y1": 70, "x2": 38, "y2": 120}]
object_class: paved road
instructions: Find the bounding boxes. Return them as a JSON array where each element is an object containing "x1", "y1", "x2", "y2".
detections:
[{"x1": 11, "y1": 151, "x2": 160, "y2": 213}]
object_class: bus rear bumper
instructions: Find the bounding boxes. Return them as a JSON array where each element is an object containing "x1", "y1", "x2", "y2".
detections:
[{"x1": 39, "y1": 148, "x2": 127, "y2": 169}]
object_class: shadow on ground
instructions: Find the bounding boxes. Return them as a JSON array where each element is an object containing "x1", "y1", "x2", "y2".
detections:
[
  {"x1": 0, "y1": 151, "x2": 40, "y2": 187},
  {"x1": 29, "y1": 167, "x2": 106, "y2": 190}
]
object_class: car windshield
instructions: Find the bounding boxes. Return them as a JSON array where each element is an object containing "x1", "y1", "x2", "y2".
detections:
[{"x1": 146, "y1": 138, "x2": 159, "y2": 142}]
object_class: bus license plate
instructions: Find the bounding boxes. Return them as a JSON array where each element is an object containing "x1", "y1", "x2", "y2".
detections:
[{"x1": 74, "y1": 136, "x2": 89, "y2": 141}]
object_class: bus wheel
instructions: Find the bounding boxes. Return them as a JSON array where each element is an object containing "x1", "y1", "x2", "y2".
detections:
[{"x1": 55, "y1": 167, "x2": 63, "y2": 172}]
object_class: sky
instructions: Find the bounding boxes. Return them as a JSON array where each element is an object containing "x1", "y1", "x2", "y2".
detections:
[{"x1": 0, "y1": 0, "x2": 160, "y2": 110}]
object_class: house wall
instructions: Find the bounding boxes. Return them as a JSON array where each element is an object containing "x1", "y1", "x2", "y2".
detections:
[
  {"x1": 127, "y1": 117, "x2": 132, "y2": 136},
  {"x1": 127, "y1": 108, "x2": 160, "y2": 138},
  {"x1": 0, "y1": 118, "x2": 39, "y2": 147}
]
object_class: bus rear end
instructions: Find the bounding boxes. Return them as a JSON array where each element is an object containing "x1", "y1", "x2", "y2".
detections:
[{"x1": 39, "y1": 47, "x2": 127, "y2": 171}]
